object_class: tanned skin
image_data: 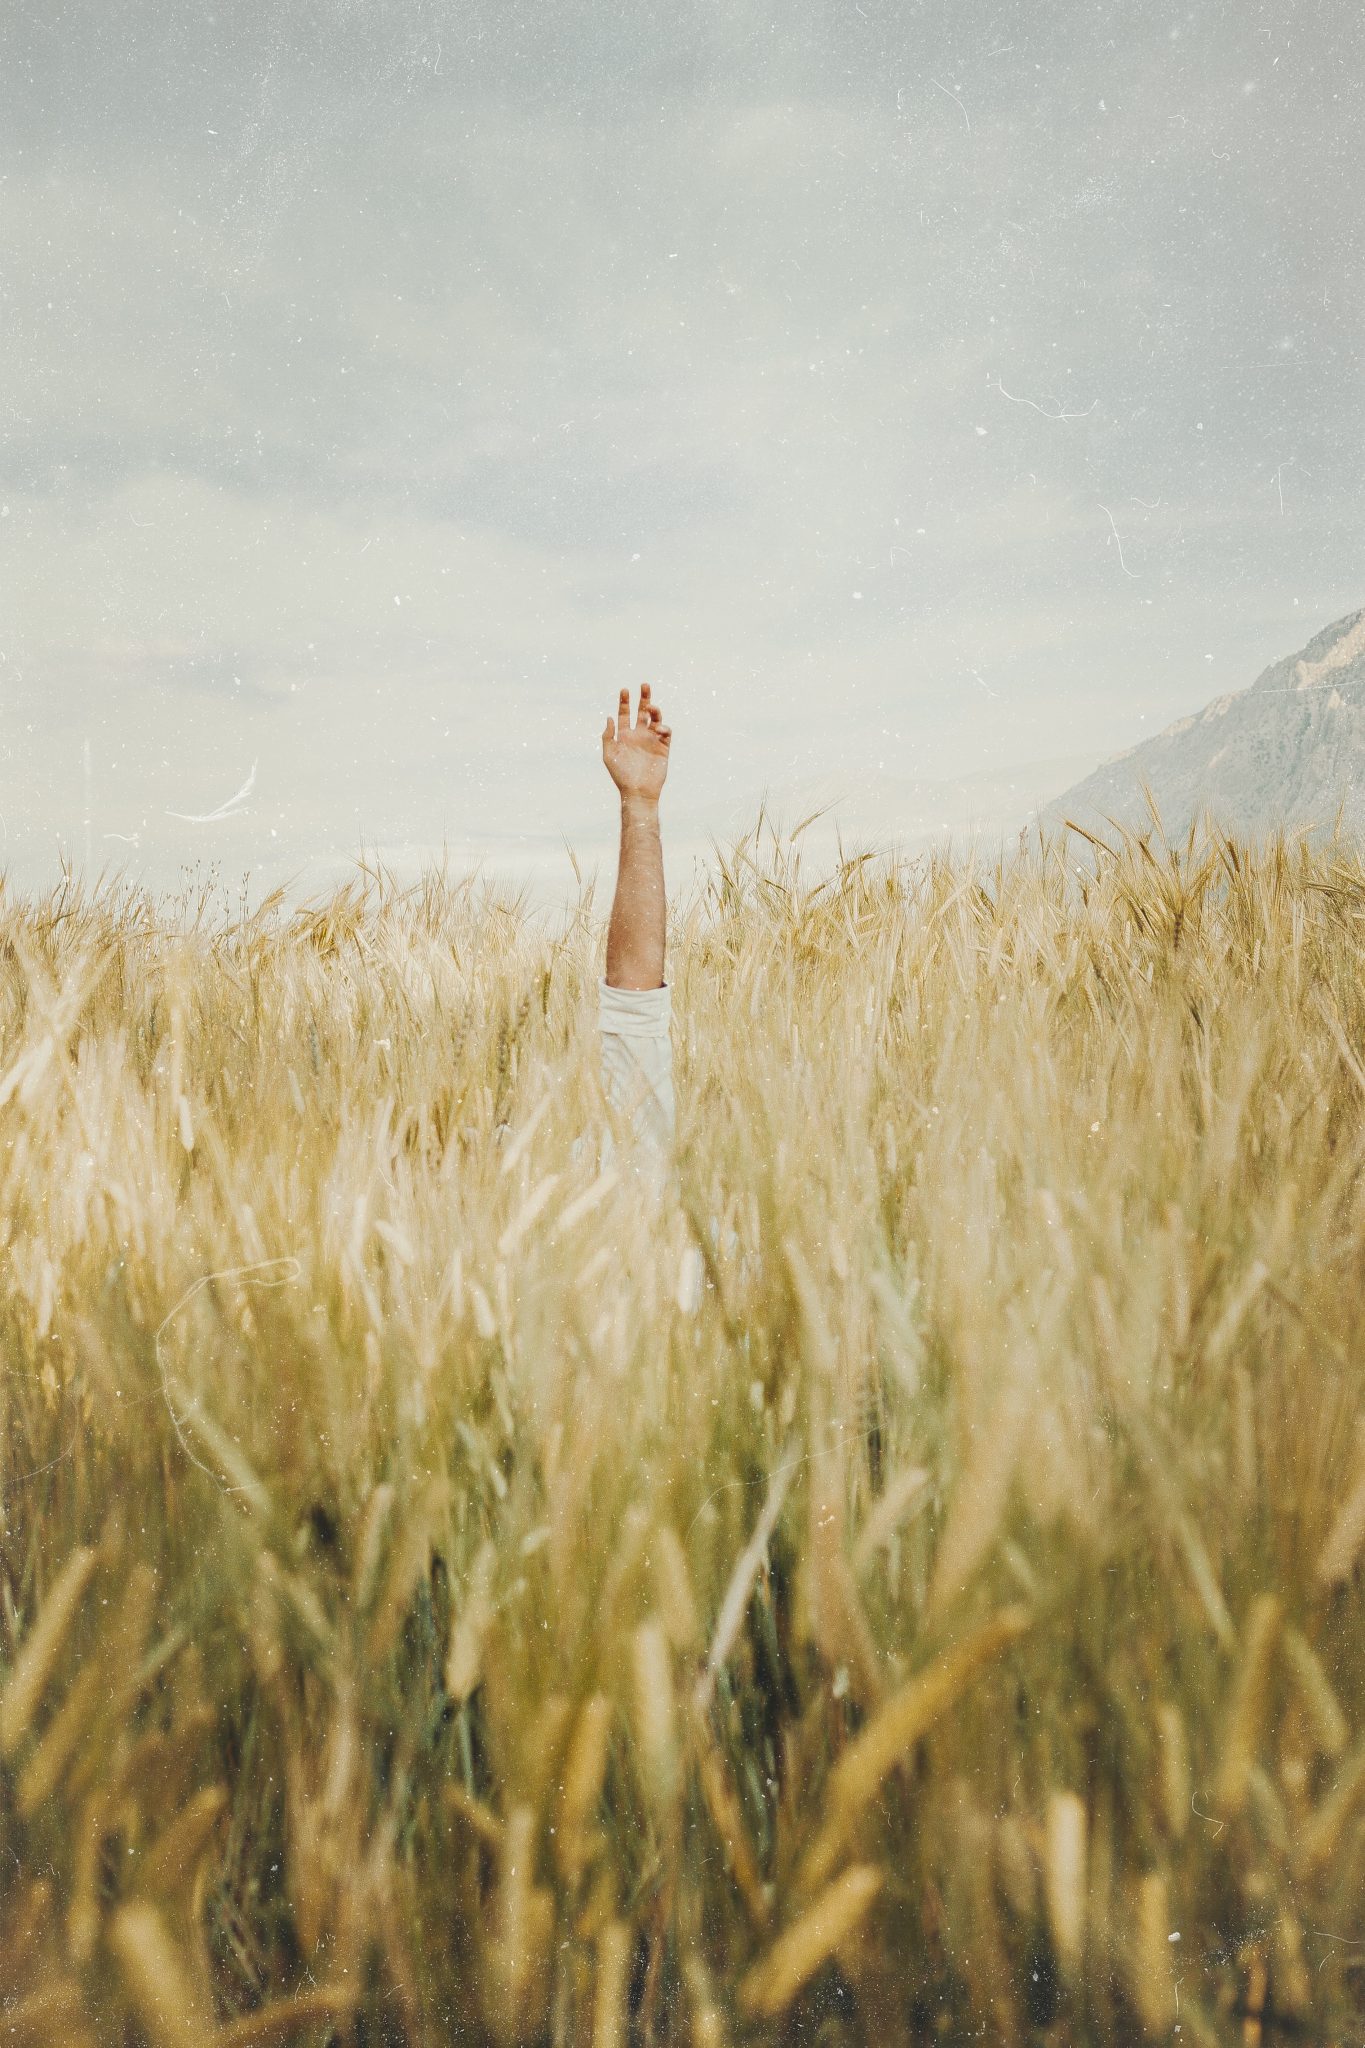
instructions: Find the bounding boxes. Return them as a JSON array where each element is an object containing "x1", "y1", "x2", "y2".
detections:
[{"x1": 601, "y1": 682, "x2": 671, "y2": 990}]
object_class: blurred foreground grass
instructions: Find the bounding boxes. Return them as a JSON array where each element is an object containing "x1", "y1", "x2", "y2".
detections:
[{"x1": 2, "y1": 812, "x2": 1365, "y2": 2045}]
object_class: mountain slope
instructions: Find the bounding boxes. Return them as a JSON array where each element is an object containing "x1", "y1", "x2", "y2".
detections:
[{"x1": 1047, "y1": 607, "x2": 1365, "y2": 842}]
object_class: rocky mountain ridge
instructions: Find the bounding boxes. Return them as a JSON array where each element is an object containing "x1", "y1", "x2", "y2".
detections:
[{"x1": 1048, "y1": 606, "x2": 1365, "y2": 843}]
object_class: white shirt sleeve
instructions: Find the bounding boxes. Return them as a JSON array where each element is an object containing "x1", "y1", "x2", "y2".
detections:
[{"x1": 598, "y1": 978, "x2": 675, "y2": 1188}]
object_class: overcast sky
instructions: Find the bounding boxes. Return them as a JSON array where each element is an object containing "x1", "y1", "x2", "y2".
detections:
[{"x1": 2, "y1": 0, "x2": 1362, "y2": 909}]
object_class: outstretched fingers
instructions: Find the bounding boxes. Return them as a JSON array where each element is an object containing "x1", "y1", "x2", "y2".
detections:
[{"x1": 605, "y1": 684, "x2": 669, "y2": 746}]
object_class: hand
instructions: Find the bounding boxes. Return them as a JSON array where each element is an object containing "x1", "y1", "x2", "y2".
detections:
[{"x1": 602, "y1": 683, "x2": 671, "y2": 803}]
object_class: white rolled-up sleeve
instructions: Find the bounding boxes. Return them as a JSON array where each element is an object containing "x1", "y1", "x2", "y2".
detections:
[{"x1": 598, "y1": 978, "x2": 675, "y2": 1183}]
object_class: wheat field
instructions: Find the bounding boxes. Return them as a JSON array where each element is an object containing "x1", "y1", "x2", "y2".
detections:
[{"x1": 2, "y1": 810, "x2": 1365, "y2": 2045}]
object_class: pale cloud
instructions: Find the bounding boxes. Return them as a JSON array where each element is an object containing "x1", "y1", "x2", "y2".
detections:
[{"x1": 1, "y1": 1, "x2": 1362, "y2": 904}]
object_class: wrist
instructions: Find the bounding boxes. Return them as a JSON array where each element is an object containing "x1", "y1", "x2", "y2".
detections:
[{"x1": 619, "y1": 793, "x2": 661, "y2": 824}]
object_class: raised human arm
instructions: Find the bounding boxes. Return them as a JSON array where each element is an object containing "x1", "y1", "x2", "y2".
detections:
[{"x1": 602, "y1": 683, "x2": 670, "y2": 990}]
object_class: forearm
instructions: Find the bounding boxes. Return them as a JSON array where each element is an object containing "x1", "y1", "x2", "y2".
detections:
[{"x1": 605, "y1": 795, "x2": 666, "y2": 989}]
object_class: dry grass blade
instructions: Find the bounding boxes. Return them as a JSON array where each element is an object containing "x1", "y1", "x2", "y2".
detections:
[
  {"x1": 696, "y1": 1746, "x2": 770, "y2": 1930},
  {"x1": 738, "y1": 1865, "x2": 884, "y2": 2017},
  {"x1": 497, "y1": 1088, "x2": 554, "y2": 1178},
  {"x1": 1282, "y1": 1627, "x2": 1348, "y2": 1759},
  {"x1": 807, "y1": 1446, "x2": 885, "y2": 1708},
  {"x1": 1295, "y1": 1741, "x2": 1365, "y2": 1877},
  {"x1": 352, "y1": 1481, "x2": 397, "y2": 1617},
  {"x1": 1316, "y1": 1425, "x2": 1365, "y2": 1586},
  {"x1": 365, "y1": 1474, "x2": 449, "y2": 1664},
  {"x1": 694, "y1": 1452, "x2": 796, "y2": 1719},
  {"x1": 652, "y1": 1524, "x2": 702, "y2": 1654},
  {"x1": 1127, "y1": 1869, "x2": 1177, "y2": 2035},
  {"x1": 486, "y1": 1805, "x2": 554, "y2": 2046},
  {"x1": 444, "y1": 1781, "x2": 505, "y2": 1849},
  {"x1": 851, "y1": 1464, "x2": 930, "y2": 1576},
  {"x1": 926, "y1": 1381, "x2": 1029, "y2": 1617},
  {"x1": 1311, "y1": 982, "x2": 1365, "y2": 1100},
  {"x1": 169, "y1": 1397, "x2": 274, "y2": 1518},
  {"x1": 497, "y1": 1170, "x2": 561, "y2": 1258},
  {"x1": 0, "y1": 1545, "x2": 98, "y2": 1760},
  {"x1": 15, "y1": 1656, "x2": 106, "y2": 1815},
  {"x1": 799, "y1": 1605, "x2": 1032, "y2": 1891},
  {"x1": 592, "y1": 1920, "x2": 632, "y2": 2048},
  {"x1": 556, "y1": 1693, "x2": 614, "y2": 1883},
  {"x1": 139, "y1": 1785, "x2": 230, "y2": 1898},
  {"x1": 631, "y1": 1620, "x2": 680, "y2": 1815},
  {"x1": 1174, "y1": 1516, "x2": 1236, "y2": 1650},
  {"x1": 1214, "y1": 1594, "x2": 1283, "y2": 1818},
  {"x1": 445, "y1": 1540, "x2": 496, "y2": 1702},
  {"x1": 214, "y1": 1986, "x2": 361, "y2": 2045},
  {"x1": 1154, "y1": 1701, "x2": 1190, "y2": 1841},
  {"x1": 1044, "y1": 1790, "x2": 1087, "y2": 1982},
  {"x1": 108, "y1": 1901, "x2": 207, "y2": 2048},
  {"x1": 554, "y1": 1165, "x2": 619, "y2": 1235}
]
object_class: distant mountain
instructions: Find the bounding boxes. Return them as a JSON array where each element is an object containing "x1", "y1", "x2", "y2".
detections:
[{"x1": 1047, "y1": 608, "x2": 1365, "y2": 844}]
